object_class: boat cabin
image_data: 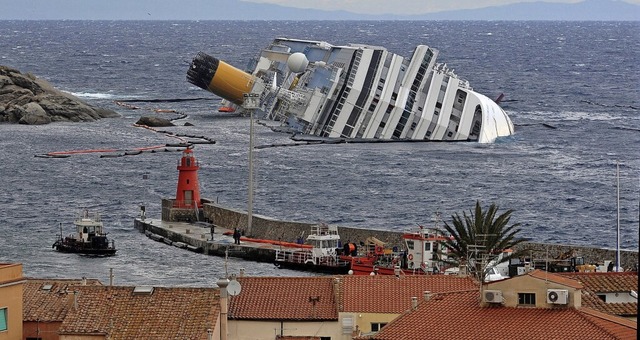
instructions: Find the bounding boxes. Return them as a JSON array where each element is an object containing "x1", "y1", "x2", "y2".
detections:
[
  {"x1": 402, "y1": 226, "x2": 450, "y2": 273},
  {"x1": 74, "y1": 210, "x2": 105, "y2": 243},
  {"x1": 307, "y1": 223, "x2": 340, "y2": 260}
]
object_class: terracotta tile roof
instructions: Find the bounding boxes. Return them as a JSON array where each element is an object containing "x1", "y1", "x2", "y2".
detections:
[
  {"x1": 559, "y1": 272, "x2": 638, "y2": 293},
  {"x1": 527, "y1": 269, "x2": 583, "y2": 289},
  {"x1": 559, "y1": 272, "x2": 639, "y2": 317},
  {"x1": 366, "y1": 291, "x2": 637, "y2": 340},
  {"x1": 58, "y1": 286, "x2": 219, "y2": 340},
  {"x1": 229, "y1": 277, "x2": 338, "y2": 321},
  {"x1": 23, "y1": 278, "x2": 103, "y2": 322},
  {"x1": 340, "y1": 275, "x2": 478, "y2": 313},
  {"x1": 580, "y1": 290, "x2": 638, "y2": 317},
  {"x1": 580, "y1": 307, "x2": 639, "y2": 340}
]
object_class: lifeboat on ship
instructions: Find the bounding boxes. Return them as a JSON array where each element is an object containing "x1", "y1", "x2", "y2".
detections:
[{"x1": 218, "y1": 106, "x2": 235, "y2": 113}]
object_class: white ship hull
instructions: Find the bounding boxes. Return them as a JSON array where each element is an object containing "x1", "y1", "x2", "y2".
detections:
[{"x1": 188, "y1": 38, "x2": 514, "y2": 143}]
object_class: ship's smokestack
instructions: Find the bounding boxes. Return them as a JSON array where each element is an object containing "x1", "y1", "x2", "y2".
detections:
[{"x1": 187, "y1": 52, "x2": 256, "y2": 105}]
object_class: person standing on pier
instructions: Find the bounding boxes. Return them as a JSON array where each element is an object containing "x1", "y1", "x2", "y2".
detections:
[{"x1": 233, "y1": 228, "x2": 241, "y2": 244}]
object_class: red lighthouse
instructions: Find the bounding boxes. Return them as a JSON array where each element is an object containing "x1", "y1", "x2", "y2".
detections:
[{"x1": 174, "y1": 148, "x2": 201, "y2": 208}]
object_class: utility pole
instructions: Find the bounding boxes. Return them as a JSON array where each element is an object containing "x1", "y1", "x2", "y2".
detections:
[
  {"x1": 243, "y1": 92, "x2": 260, "y2": 237},
  {"x1": 247, "y1": 108, "x2": 254, "y2": 236}
]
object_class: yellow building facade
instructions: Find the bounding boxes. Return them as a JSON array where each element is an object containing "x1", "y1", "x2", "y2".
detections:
[{"x1": 0, "y1": 263, "x2": 24, "y2": 340}]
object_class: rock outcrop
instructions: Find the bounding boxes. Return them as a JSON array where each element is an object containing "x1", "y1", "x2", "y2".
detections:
[
  {"x1": 135, "y1": 116, "x2": 175, "y2": 127},
  {"x1": 0, "y1": 65, "x2": 119, "y2": 125}
]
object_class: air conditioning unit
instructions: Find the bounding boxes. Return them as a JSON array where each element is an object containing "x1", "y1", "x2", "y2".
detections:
[
  {"x1": 483, "y1": 290, "x2": 503, "y2": 303},
  {"x1": 547, "y1": 289, "x2": 569, "y2": 304}
]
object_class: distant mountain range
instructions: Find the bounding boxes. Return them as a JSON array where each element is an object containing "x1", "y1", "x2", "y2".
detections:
[
  {"x1": 2, "y1": 0, "x2": 639, "y2": 20},
  {"x1": 410, "y1": 0, "x2": 640, "y2": 21}
]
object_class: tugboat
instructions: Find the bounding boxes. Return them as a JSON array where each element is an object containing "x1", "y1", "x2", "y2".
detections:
[
  {"x1": 52, "y1": 210, "x2": 116, "y2": 256},
  {"x1": 274, "y1": 223, "x2": 350, "y2": 274}
]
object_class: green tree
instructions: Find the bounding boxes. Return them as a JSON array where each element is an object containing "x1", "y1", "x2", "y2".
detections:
[{"x1": 442, "y1": 200, "x2": 525, "y2": 282}]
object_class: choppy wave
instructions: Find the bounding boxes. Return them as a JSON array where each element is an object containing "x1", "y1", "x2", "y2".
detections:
[{"x1": 0, "y1": 20, "x2": 638, "y2": 285}]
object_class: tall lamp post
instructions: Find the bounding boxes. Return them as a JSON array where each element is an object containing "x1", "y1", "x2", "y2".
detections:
[
  {"x1": 247, "y1": 108, "x2": 254, "y2": 236},
  {"x1": 243, "y1": 92, "x2": 260, "y2": 236}
]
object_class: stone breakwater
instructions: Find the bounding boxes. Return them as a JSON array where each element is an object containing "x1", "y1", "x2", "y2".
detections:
[
  {"x1": 0, "y1": 65, "x2": 119, "y2": 124},
  {"x1": 154, "y1": 199, "x2": 639, "y2": 271}
]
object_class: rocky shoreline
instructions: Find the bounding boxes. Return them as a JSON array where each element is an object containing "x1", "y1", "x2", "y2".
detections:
[{"x1": 0, "y1": 65, "x2": 119, "y2": 124}]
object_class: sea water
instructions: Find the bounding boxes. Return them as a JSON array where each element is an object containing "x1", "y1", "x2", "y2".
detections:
[{"x1": 0, "y1": 21, "x2": 638, "y2": 286}]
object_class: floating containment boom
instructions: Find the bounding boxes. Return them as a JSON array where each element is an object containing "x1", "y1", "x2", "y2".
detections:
[{"x1": 187, "y1": 38, "x2": 514, "y2": 143}]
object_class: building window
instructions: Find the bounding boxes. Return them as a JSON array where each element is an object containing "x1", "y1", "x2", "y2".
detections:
[
  {"x1": 0, "y1": 307, "x2": 7, "y2": 331},
  {"x1": 27, "y1": 338, "x2": 43, "y2": 340},
  {"x1": 371, "y1": 322, "x2": 388, "y2": 332},
  {"x1": 320, "y1": 337, "x2": 331, "y2": 340},
  {"x1": 518, "y1": 293, "x2": 536, "y2": 306}
]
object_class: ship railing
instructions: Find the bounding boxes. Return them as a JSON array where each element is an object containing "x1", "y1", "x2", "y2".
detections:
[
  {"x1": 275, "y1": 249, "x2": 312, "y2": 264},
  {"x1": 310, "y1": 223, "x2": 338, "y2": 236},
  {"x1": 76, "y1": 209, "x2": 101, "y2": 222}
]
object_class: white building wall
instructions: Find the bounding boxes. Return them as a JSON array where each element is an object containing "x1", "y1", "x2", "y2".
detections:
[{"x1": 228, "y1": 320, "x2": 345, "y2": 340}]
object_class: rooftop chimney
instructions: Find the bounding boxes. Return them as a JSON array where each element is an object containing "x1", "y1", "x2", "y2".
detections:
[
  {"x1": 411, "y1": 296, "x2": 418, "y2": 310},
  {"x1": 424, "y1": 290, "x2": 432, "y2": 301},
  {"x1": 73, "y1": 291, "x2": 78, "y2": 310}
]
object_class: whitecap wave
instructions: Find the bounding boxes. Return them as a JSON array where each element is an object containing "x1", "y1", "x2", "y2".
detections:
[
  {"x1": 69, "y1": 91, "x2": 116, "y2": 99},
  {"x1": 67, "y1": 91, "x2": 141, "y2": 100}
]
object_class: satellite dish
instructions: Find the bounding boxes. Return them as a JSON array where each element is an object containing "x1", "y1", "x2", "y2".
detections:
[
  {"x1": 287, "y1": 52, "x2": 309, "y2": 73},
  {"x1": 227, "y1": 279, "x2": 242, "y2": 296}
]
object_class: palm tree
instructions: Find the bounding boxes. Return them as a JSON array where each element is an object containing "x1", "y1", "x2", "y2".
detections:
[{"x1": 442, "y1": 200, "x2": 525, "y2": 282}]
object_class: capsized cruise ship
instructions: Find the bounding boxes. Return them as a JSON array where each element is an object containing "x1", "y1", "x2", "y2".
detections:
[{"x1": 187, "y1": 38, "x2": 514, "y2": 143}]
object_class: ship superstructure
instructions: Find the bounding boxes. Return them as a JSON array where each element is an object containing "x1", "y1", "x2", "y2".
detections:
[{"x1": 188, "y1": 38, "x2": 514, "y2": 143}]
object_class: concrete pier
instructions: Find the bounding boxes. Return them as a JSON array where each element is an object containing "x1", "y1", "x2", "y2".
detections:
[
  {"x1": 133, "y1": 218, "x2": 281, "y2": 263},
  {"x1": 135, "y1": 200, "x2": 639, "y2": 271}
]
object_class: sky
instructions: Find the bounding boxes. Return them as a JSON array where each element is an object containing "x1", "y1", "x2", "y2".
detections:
[
  {"x1": 1, "y1": 0, "x2": 639, "y2": 19},
  {"x1": 246, "y1": 0, "x2": 640, "y2": 15}
]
